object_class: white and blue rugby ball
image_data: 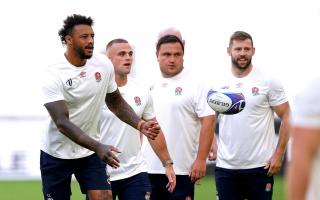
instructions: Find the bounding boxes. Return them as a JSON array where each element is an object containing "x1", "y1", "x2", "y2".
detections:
[{"x1": 207, "y1": 89, "x2": 246, "y2": 115}]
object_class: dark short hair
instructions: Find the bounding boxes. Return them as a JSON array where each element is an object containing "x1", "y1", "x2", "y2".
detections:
[
  {"x1": 156, "y1": 35, "x2": 184, "y2": 53},
  {"x1": 58, "y1": 14, "x2": 94, "y2": 45},
  {"x1": 106, "y1": 38, "x2": 129, "y2": 51},
  {"x1": 229, "y1": 31, "x2": 253, "y2": 47}
]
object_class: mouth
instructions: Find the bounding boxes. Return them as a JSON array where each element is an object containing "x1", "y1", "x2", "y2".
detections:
[{"x1": 85, "y1": 46, "x2": 94, "y2": 53}]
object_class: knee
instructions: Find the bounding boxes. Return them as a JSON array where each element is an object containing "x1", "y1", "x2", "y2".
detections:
[{"x1": 87, "y1": 190, "x2": 113, "y2": 200}]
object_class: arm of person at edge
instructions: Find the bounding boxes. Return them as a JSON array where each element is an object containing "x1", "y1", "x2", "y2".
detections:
[
  {"x1": 147, "y1": 117, "x2": 176, "y2": 192},
  {"x1": 189, "y1": 115, "x2": 215, "y2": 183},
  {"x1": 208, "y1": 135, "x2": 218, "y2": 161},
  {"x1": 44, "y1": 100, "x2": 121, "y2": 168},
  {"x1": 264, "y1": 102, "x2": 290, "y2": 176},
  {"x1": 106, "y1": 89, "x2": 160, "y2": 140},
  {"x1": 287, "y1": 126, "x2": 320, "y2": 200},
  {"x1": 208, "y1": 113, "x2": 218, "y2": 161}
]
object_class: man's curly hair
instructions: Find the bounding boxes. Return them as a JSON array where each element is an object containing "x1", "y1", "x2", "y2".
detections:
[{"x1": 58, "y1": 14, "x2": 94, "y2": 45}]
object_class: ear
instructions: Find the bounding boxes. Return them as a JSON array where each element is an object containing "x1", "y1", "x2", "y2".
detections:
[
  {"x1": 65, "y1": 35, "x2": 72, "y2": 45},
  {"x1": 227, "y1": 47, "x2": 231, "y2": 56},
  {"x1": 252, "y1": 47, "x2": 256, "y2": 56}
]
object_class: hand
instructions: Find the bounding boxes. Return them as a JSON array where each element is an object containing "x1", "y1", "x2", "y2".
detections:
[
  {"x1": 140, "y1": 120, "x2": 160, "y2": 140},
  {"x1": 189, "y1": 159, "x2": 206, "y2": 183},
  {"x1": 164, "y1": 164, "x2": 176, "y2": 192},
  {"x1": 208, "y1": 140, "x2": 217, "y2": 161},
  {"x1": 264, "y1": 152, "x2": 283, "y2": 176},
  {"x1": 96, "y1": 143, "x2": 121, "y2": 168}
]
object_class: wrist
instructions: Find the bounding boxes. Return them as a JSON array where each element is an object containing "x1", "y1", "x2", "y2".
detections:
[
  {"x1": 137, "y1": 120, "x2": 146, "y2": 132},
  {"x1": 162, "y1": 159, "x2": 174, "y2": 167}
]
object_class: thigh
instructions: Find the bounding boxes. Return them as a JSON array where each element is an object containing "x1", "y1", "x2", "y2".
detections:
[
  {"x1": 242, "y1": 167, "x2": 274, "y2": 200},
  {"x1": 169, "y1": 175, "x2": 195, "y2": 200},
  {"x1": 40, "y1": 150, "x2": 73, "y2": 200},
  {"x1": 215, "y1": 167, "x2": 244, "y2": 200},
  {"x1": 113, "y1": 172, "x2": 152, "y2": 200},
  {"x1": 74, "y1": 153, "x2": 111, "y2": 194},
  {"x1": 149, "y1": 174, "x2": 170, "y2": 200}
]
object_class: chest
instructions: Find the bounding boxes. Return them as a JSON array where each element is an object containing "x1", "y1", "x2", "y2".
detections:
[
  {"x1": 151, "y1": 81, "x2": 194, "y2": 110},
  {"x1": 217, "y1": 80, "x2": 270, "y2": 110},
  {"x1": 61, "y1": 68, "x2": 106, "y2": 104}
]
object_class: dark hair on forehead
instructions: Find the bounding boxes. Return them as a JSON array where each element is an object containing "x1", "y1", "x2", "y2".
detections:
[
  {"x1": 156, "y1": 35, "x2": 184, "y2": 53},
  {"x1": 106, "y1": 38, "x2": 129, "y2": 51},
  {"x1": 229, "y1": 31, "x2": 253, "y2": 47},
  {"x1": 58, "y1": 14, "x2": 94, "y2": 45}
]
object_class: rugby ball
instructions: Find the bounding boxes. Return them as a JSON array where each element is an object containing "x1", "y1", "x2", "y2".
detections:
[{"x1": 207, "y1": 89, "x2": 246, "y2": 115}]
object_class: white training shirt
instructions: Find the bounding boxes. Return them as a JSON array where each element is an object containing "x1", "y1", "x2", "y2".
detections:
[
  {"x1": 291, "y1": 77, "x2": 320, "y2": 200},
  {"x1": 41, "y1": 54, "x2": 117, "y2": 159},
  {"x1": 100, "y1": 78, "x2": 155, "y2": 181},
  {"x1": 143, "y1": 68, "x2": 215, "y2": 175},
  {"x1": 213, "y1": 67, "x2": 287, "y2": 169}
]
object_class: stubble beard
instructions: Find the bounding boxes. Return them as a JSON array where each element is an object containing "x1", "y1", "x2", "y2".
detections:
[{"x1": 232, "y1": 57, "x2": 252, "y2": 71}]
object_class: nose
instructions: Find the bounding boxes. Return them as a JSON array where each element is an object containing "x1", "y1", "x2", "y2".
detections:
[
  {"x1": 168, "y1": 55, "x2": 175, "y2": 62},
  {"x1": 88, "y1": 35, "x2": 94, "y2": 44},
  {"x1": 239, "y1": 49, "x2": 246, "y2": 55}
]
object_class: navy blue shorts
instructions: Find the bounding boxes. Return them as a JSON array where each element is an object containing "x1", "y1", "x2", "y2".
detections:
[
  {"x1": 149, "y1": 174, "x2": 194, "y2": 200},
  {"x1": 215, "y1": 167, "x2": 274, "y2": 200},
  {"x1": 40, "y1": 150, "x2": 110, "y2": 200},
  {"x1": 111, "y1": 172, "x2": 152, "y2": 200}
]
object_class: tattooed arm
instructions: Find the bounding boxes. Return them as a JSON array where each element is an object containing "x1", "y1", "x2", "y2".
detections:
[
  {"x1": 44, "y1": 100, "x2": 120, "y2": 168},
  {"x1": 105, "y1": 89, "x2": 160, "y2": 140}
]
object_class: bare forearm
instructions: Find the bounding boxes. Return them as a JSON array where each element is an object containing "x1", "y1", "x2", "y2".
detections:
[
  {"x1": 148, "y1": 131, "x2": 171, "y2": 162},
  {"x1": 56, "y1": 119, "x2": 100, "y2": 152},
  {"x1": 106, "y1": 90, "x2": 141, "y2": 129},
  {"x1": 45, "y1": 100, "x2": 101, "y2": 152},
  {"x1": 287, "y1": 154, "x2": 310, "y2": 200},
  {"x1": 196, "y1": 116, "x2": 215, "y2": 161},
  {"x1": 287, "y1": 135, "x2": 312, "y2": 199},
  {"x1": 275, "y1": 119, "x2": 290, "y2": 157},
  {"x1": 287, "y1": 127, "x2": 320, "y2": 200}
]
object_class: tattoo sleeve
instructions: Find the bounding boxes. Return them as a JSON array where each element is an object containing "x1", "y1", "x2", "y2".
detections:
[{"x1": 105, "y1": 89, "x2": 141, "y2": 129}]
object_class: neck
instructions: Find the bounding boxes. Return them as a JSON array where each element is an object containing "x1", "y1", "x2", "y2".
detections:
[
  {"x1": 231, "y1": 64, "x2": 253, "y2": 78},
  {"x1": 64, "y1": 51, "x2": 86, "y2": 67},
  {"x1": 115, "y1": 74, "x2": 128, "y2": 87}
]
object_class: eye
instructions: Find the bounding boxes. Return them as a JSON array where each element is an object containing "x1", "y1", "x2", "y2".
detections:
[
  {"x1": 162, "y1": 53, "x2": 171, "y2": 57},
  {"x1": 118, "y1": 52, "x2": 126, "y2": 56},
  {"x1": 174, "y1": 53, "x2": 182, "y2": 57}
]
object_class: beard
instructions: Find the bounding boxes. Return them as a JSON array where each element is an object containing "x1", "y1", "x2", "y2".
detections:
[
  {"x1": 73, "y1": 45, "x2": 93, "y2": 59},
  {"x1": 231, "y1": 56, "x2": 252, "y2": 70}
]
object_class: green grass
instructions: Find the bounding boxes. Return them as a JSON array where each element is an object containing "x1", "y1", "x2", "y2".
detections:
[{"x1": 0, "y1": 176, "x2": 286, "y2": 200}]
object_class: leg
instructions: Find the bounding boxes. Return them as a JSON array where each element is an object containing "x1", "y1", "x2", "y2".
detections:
[
  {"x1": 215, "y1": 167, "x2": 243, "y2": 200},
  {"x1": 149, "y1": 174, "x2": 170, "y2": 200},
  {"x1": 40, "y1": 150, "x2": 73, "y2": 200},
  {"x1": 87, "y1": 190, "x2": 113, "y2": 200},
  {"x1": 242, "y1": 167, "x2": 274, "y2": 200},
  {"x1": 74, "y1": 153, "x2": 112, "y2": 200},
  {"x1": 115, "y1": 172, "x2": 152, "y2": 200},
  {"x1": 169, "y1": 175, "x2": 194, "y2": 200}
]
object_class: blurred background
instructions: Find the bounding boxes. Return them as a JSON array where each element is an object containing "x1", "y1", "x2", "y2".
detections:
[{"x1": 0, "y1": 0, "x2": 319, "y2": 181}]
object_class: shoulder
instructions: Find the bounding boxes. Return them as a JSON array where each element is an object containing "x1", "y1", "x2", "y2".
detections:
[
  {"x1": 251, "y1": 67, "x2": 284, "y2": 88},
  {"x1": 89, "y1": 54, "x2": 112, "y2": 66},
  {"x1": 128, "y1": 78, "x2": 151, "y2": 95},
  {"x1": 88, "y1": 54, "x2": 115, "y2": 75},
  {"x1": 295, "y1": 76, "x2": 320, "y2": 103}
]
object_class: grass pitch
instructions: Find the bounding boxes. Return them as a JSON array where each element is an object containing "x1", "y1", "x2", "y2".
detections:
[{"x1": 0, "y1": 176, "x2": 286, "y2": 200}]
